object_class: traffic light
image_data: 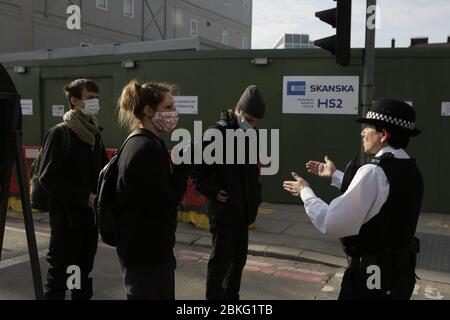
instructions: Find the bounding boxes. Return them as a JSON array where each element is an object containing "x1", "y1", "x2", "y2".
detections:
[{"x1": 314, "y1": 0, "x2": 352, "y2": 66}]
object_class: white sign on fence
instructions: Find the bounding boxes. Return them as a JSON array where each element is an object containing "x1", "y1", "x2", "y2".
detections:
[
  {"x1": 20, "y1": 99, "x2": 33, "y2": 116},
  {"x1": 174, "y1": 96, "x2": 198, "y2": 114},
  {"x1": 282, "y1": 76, "x2": 359, "y2": 115},
  {"x1": 442, "y1": 102, "x2": 450, "y2": 116},
  {"x1": 52, "y1": 105, "x2": 65, "y2": 117}
]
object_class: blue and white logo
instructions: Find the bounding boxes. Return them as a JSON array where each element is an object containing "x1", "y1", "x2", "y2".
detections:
[{"x1": 287, "y1": 81, "x2": 306, "y2": 96}]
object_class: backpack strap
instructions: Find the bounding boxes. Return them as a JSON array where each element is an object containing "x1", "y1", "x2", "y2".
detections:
[
  {"x1": 40, "y1": 123, "x2": 71, "y2": 153},
  {"x1": 115, "y1": 130, "x2": 149, "y2": 157},
  {"x1": 55, "y1": 123, "x2": 71, "y2": 153}
]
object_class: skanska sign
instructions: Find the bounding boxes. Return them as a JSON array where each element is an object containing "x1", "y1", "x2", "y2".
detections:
[{"x1": 282, "y1": 76, "x2": 359, "y2": 115}]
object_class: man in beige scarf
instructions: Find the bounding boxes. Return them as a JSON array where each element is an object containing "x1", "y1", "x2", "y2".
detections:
[{"x1": 39, "y1": 79, "x2": 108, "y2": 299}]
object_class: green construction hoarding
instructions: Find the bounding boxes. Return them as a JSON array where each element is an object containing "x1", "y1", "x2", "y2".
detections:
[{"x1": 3, "y1": 47, "x2": 450, "y2": 213}]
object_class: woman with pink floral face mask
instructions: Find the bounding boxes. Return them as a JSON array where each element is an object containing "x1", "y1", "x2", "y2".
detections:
[{"x1": 114, "y1": 80, "x2": 192, "y2": 300}]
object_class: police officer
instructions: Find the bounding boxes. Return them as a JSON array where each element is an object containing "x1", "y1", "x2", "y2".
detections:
[
  {"x1": 191, "y1": 85, "x2": 266, "y2": 300},
  {"x1": 283, "y1": 98, "x2": 423, "y2": 300}
]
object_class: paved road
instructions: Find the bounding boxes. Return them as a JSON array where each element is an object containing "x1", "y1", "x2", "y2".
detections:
[{"x1": 1, "y1": 219, "x2": 448, "y2": 300}]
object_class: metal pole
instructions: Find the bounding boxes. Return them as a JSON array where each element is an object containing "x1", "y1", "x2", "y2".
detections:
[
  {"x1": 11, "y1": 95, "x2": 43, "y2": 300},
  {"x1": 141, "y1": 0, "x2": 145, "y2": 41},
  {"x1": 0, "y1": 164, "x2": 10, "y2": 260},
  {"x1": 15, "y1": 131, "x2": 44, "y2": 300},
  {"x1": 0, "y1": 124, "x2": 14, "y2": 260},
  {"x1": 164, "y1": 0, "x2": 167, "y2": 40},
  {"x1": 0, "y1": 129, "x2": 13, "y2": 261},
  {"x1": 360, "y1": 0, "x2": 377, "y2": 164}
]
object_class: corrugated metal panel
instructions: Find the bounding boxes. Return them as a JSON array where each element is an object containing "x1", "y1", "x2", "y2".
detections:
[{"x1": 3, "y1": 47, "x2": 449, "y2": 213}]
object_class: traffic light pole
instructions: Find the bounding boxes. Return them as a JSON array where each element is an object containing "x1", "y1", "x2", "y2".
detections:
[{"x1": 360, "y1": 0, "x2": 377, "y2": 164}]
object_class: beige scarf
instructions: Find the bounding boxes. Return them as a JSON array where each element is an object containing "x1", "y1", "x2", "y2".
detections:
[{"x1": 63, "y1": 110, "x2": 100, "y2": 146}]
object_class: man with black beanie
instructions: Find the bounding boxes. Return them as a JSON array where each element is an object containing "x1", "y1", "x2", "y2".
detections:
[
  {"x1": 283, "y1": 98, "x2": 424, "y2": 300},
  {"x1": 191, "y1": 85, "x2": 266, "y2": 300}
]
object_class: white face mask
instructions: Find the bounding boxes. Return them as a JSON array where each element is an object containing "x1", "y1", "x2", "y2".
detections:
[{"x1": 82, "y1": 98, "x2": 100, "y2": 116}]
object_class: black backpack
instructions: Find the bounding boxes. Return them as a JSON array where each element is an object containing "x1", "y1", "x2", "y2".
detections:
[
  {"x1": 93, "y1": 131, "x2": 146, "y2": 247},
  {"x1": 30, "y1": 123, "x2": 71, "y2": 211}
]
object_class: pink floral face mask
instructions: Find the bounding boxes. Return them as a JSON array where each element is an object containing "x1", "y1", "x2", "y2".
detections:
[{"x1": 152, "y1": 111, "x2": 179, "y2": 132}]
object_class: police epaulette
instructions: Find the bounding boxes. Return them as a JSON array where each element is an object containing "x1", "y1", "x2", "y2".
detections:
[
  {"x1": 216, "y1": 120, "x2": 228, "y2": 127},
  {"x1": 368, "y1": 152, "x2": 394, "y2": 165}
]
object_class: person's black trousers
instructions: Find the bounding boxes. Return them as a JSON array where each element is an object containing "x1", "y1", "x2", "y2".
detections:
[
  {"x1": 44, "y1": 226, "x2": 98, "y2": 300},
  {"x1": 120, "y1": 262, "x2": 175, "y2": 300},
  {"x1": 206, "y1": 224, "x2": 248, "y2": 300},
  {"x1": 338, "y1": 260, "x2": 416, "y2": 300}
]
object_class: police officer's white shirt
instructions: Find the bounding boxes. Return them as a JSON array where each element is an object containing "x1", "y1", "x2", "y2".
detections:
[{"x1": 300, "y1": 146, "x2": 410, "y2": 239}]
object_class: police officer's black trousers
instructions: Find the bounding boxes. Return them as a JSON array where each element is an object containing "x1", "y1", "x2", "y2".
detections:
[
  {"x1": 206, "y1": 225, "x2": 248, "y2": 300},
  {"x1": 338, "y1": 260, "x2": 416, "y2": 300},
  {"x1": 44, "y1": 226, "x2": 98, "y2": 300}
]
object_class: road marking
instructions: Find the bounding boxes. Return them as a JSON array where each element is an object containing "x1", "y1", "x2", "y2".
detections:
[
  {"x1": 413, "y1": 284, "x2": 420, "y2": 295},
  {"x1": 273, "y1": 270, "x2": 326, "y2": 283},
  {"x1": 258, "y1": 266, "x2": 278, "y2": 275},
  {"x1": 0, "y1": 250, "x2": 47, "y2": 270},
  {"x1": 178, "y1": 249, "x2": 329, "y2": 283},
  {"x1": 278, "y1": 266, "x2": 328, "y2": 276},
  {"x1": 244, "y1": 265, "x2": 260, "y2": 272},
  {"x1": 6, "y1": 225, "x2": 116, "y2": 251},
  {"x1": 426, "y1": 220, "x2": 449, "y2": 230},
  {"x1": 424, "y1": 286, "x2": 444, "y2": 300},
  {"x1": 257, "y1": 208, "x2": 274, "y2": 214},
  {"x1": 178, "y1": 250, "x2": 209, "y2": 259},
  {"x1": 5, "y1": 226, "x2": 50, "y2": 238},
  {"x1": 246, "y1": 260, "x2": 273, "y2": 268},
  {"x1": 321, "y1": 286, "x2": 335, "y2": 292},
  {"x1": 178, "y1": 255, "x2": 197, "y2": 262}
]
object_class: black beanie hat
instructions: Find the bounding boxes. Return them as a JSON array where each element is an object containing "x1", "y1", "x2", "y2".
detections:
[{"x1": 236, "y1": 85, "x2": 266, "y2": 119}]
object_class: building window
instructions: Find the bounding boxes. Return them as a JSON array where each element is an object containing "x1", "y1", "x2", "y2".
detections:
[
  {"x1": 243, "y1": 0, "x2": 250, "y2": 14},
  {"x1": 223, "y1": 0, "x2": 230, "y2": 6},
  {"x1": 242, "y1": 35, "x2": 249, "y2": 49},
  {"x1": 124, "y1": 0, "x2": 134, "y2": 18},
  {"x1": 190, "y1": 19, "x2": 199, "y2": 37},
  {"x1": 222, "y1": 29, "x2": 229, "y2": 45},
  {"x1": 96, "y1": 0, "x2": 108, "y2": 10},
  {"x1": 285, "y1": 34, "x2": 294, "y2": 48}
]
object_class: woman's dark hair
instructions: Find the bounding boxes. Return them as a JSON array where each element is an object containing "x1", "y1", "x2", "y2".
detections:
[
  {"x1": 118, "y1": 79, "x2": 175, "y2": 131},
  {"x1": 63, "y1": 78, "x2": 99, "y2": 109},
  {"x1": 374, "y1": 125, "x2": 410, "y2": 149}
]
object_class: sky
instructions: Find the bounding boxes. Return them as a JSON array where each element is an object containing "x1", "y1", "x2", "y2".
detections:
[{"x1": 252, "y1": 0, "x2": 450, "y2": 49}]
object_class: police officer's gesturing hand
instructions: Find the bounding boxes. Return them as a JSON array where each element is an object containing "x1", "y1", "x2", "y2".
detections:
[
  {"x1": 306, "y1": 155, "x2": 336, "y2": 179},
  {"x1": 283, "y1": 172, "x2": 310, "y2": 197}
]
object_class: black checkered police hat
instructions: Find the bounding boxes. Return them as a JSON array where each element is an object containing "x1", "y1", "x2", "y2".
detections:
[{"x1": 356, "y1": 98, "x2": 421, "y2": 137}]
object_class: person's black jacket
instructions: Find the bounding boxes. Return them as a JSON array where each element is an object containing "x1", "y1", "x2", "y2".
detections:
[
  {"x1": 115, "y1": 128, "x2": 191, "y2": 268},
  {"x1": 191, "y1": 110, "x2": 262, "y2": 228},
  {"x1": 39, "y1": 124, "x2": 108, "y2": 230}
]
